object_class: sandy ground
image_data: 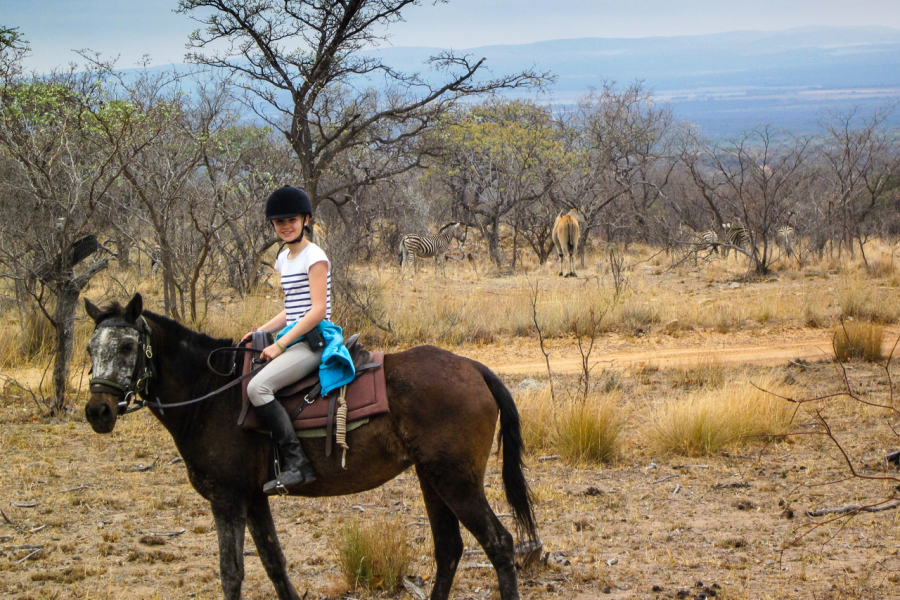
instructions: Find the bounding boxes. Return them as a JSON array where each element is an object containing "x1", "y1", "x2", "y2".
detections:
[
  {"x1": 4, "y1": 252, "x2": 900, "y2": 599},
  {"x1": 3, "y1": 344, "x2": 900, "y2": 600}
]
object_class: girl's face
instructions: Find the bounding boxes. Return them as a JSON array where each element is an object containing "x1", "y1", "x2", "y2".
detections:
[{"x1": 272, "y1": 215, "x2": 308, "y2": 242}]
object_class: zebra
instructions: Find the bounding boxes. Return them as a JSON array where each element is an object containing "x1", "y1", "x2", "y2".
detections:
[
  {"x1": 775, "y1": 225, "x2": 796, "y2": 258},
  {"x1": 677, "y1": 224, "x2": 719, "y2": 262},
  {"x1": 399, "y1": 222, "x2": 462, "y2": 276},
  {"x1": 721, "y1": 223, "x2": 751, "y2": 258}
]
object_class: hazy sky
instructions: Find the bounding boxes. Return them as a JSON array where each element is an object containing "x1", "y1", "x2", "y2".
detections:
[{"x1": 5, "y1": 0, "x2": 900, "y2": 72}]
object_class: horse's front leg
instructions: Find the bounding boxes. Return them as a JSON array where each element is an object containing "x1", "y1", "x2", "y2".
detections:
[
  {"x1": 211, "y1": 501, "x2": 248, "y2": 600},
  {"x1": 247, "y1": 495, "x2": 303, "y2": 600}
]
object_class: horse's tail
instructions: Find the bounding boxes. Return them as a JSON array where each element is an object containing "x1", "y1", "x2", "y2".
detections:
[{"x1": 479, "y1": 364, "x2": 538, "y2": 542}]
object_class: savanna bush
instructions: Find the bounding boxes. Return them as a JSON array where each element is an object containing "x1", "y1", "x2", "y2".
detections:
[
  {"x1": 517, "y1": 388, "x2": 624, "y2": 464},
  {"x1": 335, "y1": 516, "x2": 412, "y2": 594},
  {"x1": 648, "y1": 375, "x2": 795, "y2": 456},
  {"x1": 833, "y1": 321, "x2": 884, "y2": 362}
]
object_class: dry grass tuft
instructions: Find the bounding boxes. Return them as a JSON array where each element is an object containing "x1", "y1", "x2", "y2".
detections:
[
  {"x1": 22, "y1": 309, "x2": 55, "y2": 361},
  {"x1": 517, "y1": 388, "x2": 625, "y2": 464},
  {"x1": 648, "y1": 374, "x2": 795, "y2": 456},
  {"x1": 833, "y1": 321, "x2": 884, "y2": 362},
  {"x1": 335, "y1": 516, "x2": 413, "y2": 594},
  {"x1": 669, "y1": 357, "x2": 726, "y2": 390},
  {"x1": 552, "y1": 395, "x2": 625, "y2": 464}
]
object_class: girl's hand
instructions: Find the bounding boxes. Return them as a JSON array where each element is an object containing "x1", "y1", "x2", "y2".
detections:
[
  {"x1": 240, "y1": 330, "x2": 255, "y2": 343},
  {"x1": 260, "y1": 343, "x2": 285, "y2": 362}
]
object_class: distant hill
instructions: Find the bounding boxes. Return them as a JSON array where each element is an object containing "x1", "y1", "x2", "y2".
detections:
[
  {"x1": 370, "y1": 26, "x2": 900, "y2": 137},
  {"x1": 132, "y1": 26, "x2": 900, "y2": 138}
]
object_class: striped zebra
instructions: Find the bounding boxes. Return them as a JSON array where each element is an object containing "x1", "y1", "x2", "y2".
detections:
[
  {"x1": 775, "y1": 225, "x2": 796, "y2": 258},
  {"x1": 400, "y1": 222, "x2": 462, "y2": 276},
  {"x1": 693, "y1": 229, "x2": 719, "y2": 256},
  {"x1": 678, "y1": 224, "x2": 719, "y2": 261},
  {"x1": 721, "y1": 223, "x2": 751, "y2": 258}
]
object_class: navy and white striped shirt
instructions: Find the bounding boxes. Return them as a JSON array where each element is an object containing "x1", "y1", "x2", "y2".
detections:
[{"x1": 274, "y1": 243, "x2": 332, "y2": 324}]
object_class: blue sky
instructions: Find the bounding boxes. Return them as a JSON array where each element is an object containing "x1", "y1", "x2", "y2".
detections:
[{"x1": 4, "y1": 0, "x2": 900, "y2": 72}]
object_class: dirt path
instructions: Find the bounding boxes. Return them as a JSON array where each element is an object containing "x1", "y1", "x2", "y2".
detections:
[{"x1": 482, "y1": 328, "x2": 900, "y2": 375}]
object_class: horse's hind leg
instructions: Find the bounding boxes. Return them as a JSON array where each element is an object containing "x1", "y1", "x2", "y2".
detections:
[
  {"x1": 247, "y1": 496, "x2": 303, "y2": 600},
  {"x1": 419, "y1": 471, "x2": 519, "y2": 599},
  {"x1": 211, "y1": 501, "x2": 248, "y2": 600},
  {"x1": 416, "y1": 467, "x2": 463, "y2": 600}
]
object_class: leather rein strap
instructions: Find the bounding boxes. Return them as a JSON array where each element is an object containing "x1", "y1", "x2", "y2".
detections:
[{"x1": 89, "y1": 316, "x2": 264, "y2": 416}]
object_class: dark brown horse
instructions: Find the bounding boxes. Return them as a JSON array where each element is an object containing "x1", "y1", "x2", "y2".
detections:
[{"x1": 83, "y1": 293, "x2": 537, "y2": 600}]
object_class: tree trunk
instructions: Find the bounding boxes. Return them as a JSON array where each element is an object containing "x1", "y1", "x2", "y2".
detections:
[
  {"x1": 116, "y1": 232, "x2": 132, "y2": 268},
  {"x1": 511, "y1": 227, "x2": 519, "y2": 271},
  {"x1": 51, "y1": 282, "x2": 79, "y2": 415},
  {"x1": 487, "y1": 216, "x2": 502, "y2": 267}
]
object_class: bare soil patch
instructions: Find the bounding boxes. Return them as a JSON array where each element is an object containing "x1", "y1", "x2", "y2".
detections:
[
  {"x1": 3, "y1": 352, "x2": 900, "y2": 599},
  {"x1": 4, "y1": 251, "x2": 900, "y2": 598}
]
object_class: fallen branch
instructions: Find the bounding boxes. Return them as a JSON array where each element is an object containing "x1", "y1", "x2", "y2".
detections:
[
  {"x1": 58, "y1": 484, "x2": 93, "y2": 493},
  {"x1": 151, "y1": 529, "x2": 185, "y2": 537},
  {"x1": 15, "y1": 546, "x2": 43, "y2": 564},
  {"x1": 648, "y1": 475, "x2": 678, "y2": 485},
  {"x1": 806, "y1": 501, "x2": 900, "y2": 517},
  {"x1": 118, "y1": 459, "x2": 157, "y2": 473}
]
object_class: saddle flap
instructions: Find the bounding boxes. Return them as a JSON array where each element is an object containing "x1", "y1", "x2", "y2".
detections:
[
  {"x1": 237, "y1": 330, "x2": 275, "y2": 426},
  {"x1": 241, "y1": 352, "x2": 388, "y2": 432}
]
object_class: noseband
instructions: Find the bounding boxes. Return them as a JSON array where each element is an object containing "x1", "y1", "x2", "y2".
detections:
[
  {"x1": 89, "y1": 317, "x2": 155, "y2": 415},
  {"x1": 89, "y1": 316, "x2": 267, "y2": 417}
]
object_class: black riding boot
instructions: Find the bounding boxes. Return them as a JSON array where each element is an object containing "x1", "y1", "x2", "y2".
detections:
[{"x1": 254, "y1": 401, "x2": 317, "y2": 494}]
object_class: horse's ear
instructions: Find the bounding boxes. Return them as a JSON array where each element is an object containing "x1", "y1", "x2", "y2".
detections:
[
  {"x1": 84, "y1": 298, "x2": 103, "y2": 323},
  {"x1": 124, "y1": 293, "x2": 143, "y2": 323}
]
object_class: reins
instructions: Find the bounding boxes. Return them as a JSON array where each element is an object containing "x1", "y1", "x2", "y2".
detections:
[{"x1": 90, "y1": 316, "x2": 266, "y2": 416}]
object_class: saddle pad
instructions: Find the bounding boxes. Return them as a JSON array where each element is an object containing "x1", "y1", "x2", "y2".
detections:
[{"x1": 240, "y1": 352, "x2": 388, "y2": 431}]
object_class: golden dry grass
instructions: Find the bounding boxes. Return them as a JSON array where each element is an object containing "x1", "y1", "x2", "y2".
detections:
[
  {"x1": 833, "y1": 321, "x2": 885, "y2": 362},
  {"x1": 334, "y1": 516, "x2": 413, "y2": 594},
  {"x1": 647, "y1": 374, "x2": 797, "y2": 456},
  {"x1": 518, "y1": 388, "x2": 625, "y2": 465}
]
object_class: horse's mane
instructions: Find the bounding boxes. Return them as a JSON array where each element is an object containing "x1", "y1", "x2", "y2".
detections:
[
  {"x1": 439, "y1": 222, "x2": 459, "y2": 234},
  {"x1": 96, "y1": 302, "x2": 234, "y2": 358},
  {"x1": 143, "y1": 310, "x2": 234, "y2": 353}
]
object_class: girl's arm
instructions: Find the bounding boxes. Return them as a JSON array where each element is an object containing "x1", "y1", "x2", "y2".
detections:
[
  {"x1": 261, "y1": 261, "x2": 328, "y2": 358},
  {"x1": 241, "y1": 310, "x2": 287, "y2": 342}
]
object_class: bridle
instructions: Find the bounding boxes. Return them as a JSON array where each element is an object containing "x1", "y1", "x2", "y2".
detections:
[
  {"x1": 89, "y1": 316, "x2": 156, "y2": 415},
  {"x1": 88, "y1": 315, "x2": 266, "y2": 417}
]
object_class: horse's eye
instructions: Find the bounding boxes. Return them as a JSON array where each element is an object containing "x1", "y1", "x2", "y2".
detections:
[{"x1": 120, "y1": 342, "x2": 135, "y2": 353}]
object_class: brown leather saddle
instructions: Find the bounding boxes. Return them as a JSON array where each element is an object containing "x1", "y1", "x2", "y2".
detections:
[{"x1": 237, "y1": 331, "x2": 388, "y2": 456}]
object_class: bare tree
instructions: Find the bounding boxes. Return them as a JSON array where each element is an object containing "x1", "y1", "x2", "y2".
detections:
[
  {"x1": 555, "y1": 82, "x2": 674, "y2": 257},
  {"x1": 0, "y1": 69, "x2": 132, "y2": 413},
  {"x1": 177, "y1": 0, "x2": 545, "y2": 211},
  {"x1": 816, "y1": 104, "x2": 900, "y2": 266},
  {"x1": 676, "y1": 125, "x2": 812, "y2": 275}
]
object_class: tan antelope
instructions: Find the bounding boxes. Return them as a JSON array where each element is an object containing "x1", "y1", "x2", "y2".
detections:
[{"x1": 552, "y1": 208, "x2": 582, "y2": 277}]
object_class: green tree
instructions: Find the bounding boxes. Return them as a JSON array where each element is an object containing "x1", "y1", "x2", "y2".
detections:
[
  {"x1": 0, "y1": 72, "x2": 137, "y2": 414},
  {"x1": 438, "y1": 99, "x2": 562, "y2": 267}
]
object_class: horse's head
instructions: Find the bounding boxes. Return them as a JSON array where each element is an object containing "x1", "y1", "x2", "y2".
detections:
[{"x1": 83, "y1": 293, "x2": 149, "y2": 434}]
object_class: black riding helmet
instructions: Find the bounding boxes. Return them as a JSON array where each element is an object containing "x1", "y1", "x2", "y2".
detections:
[{"x1": 265, "y1": 186, "x2": 312, "y2": 221}]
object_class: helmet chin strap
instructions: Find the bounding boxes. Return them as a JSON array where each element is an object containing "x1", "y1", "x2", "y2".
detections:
[{"x1": 285, "y1": 229, "x2": 305, "y2": 245}]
